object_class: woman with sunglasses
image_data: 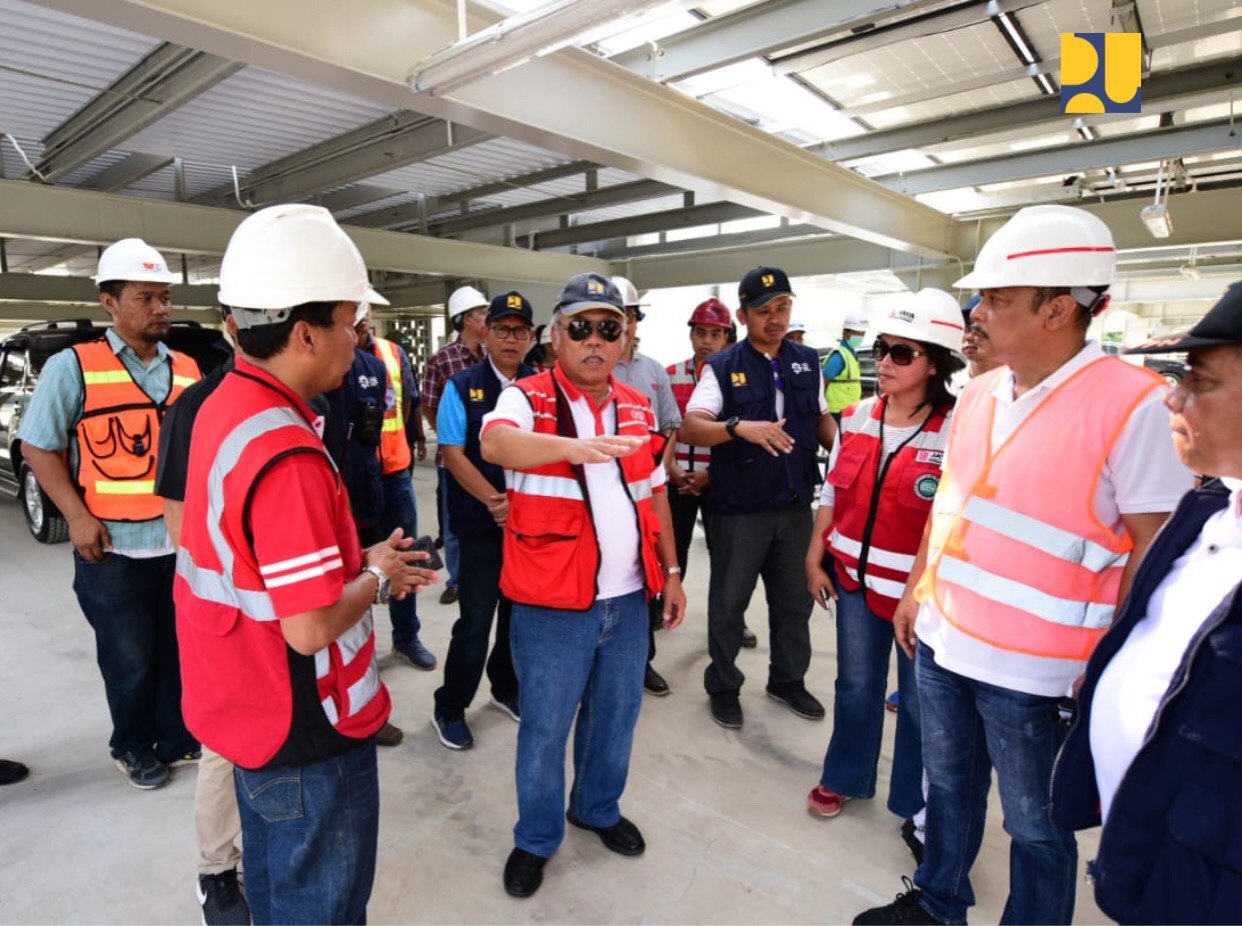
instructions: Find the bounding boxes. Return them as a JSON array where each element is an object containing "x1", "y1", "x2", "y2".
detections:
[{"x1": 803, "y1": 289, "x2": 966, "y2": 855}]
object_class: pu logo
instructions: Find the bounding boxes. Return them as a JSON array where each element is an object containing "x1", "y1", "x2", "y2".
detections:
[
  {"x1": 587, "y1": 278, "x2": 605, "y2": 296},
  {"x1": 761, "y1": 274, "x2": 775, "y2": 288},
  {"x1": 507, "y1": 294, "x2": 523, "y2": 309},
  {"x1": 731, "y1": 372, "x2": 747, "y2": 387},
  {"x1": 142, "y1": 262, "x2": 159, "y2": 271},
  {"x1": 468, "y1": 388, "x2": 485, "y2": 402},
  {"x1": 1061, "y1": 33, "x2": 1141, "y2": 113}
]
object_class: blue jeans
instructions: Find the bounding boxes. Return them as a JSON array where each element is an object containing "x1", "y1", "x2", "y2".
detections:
[
  {"x1": 510, "y1": 590, "x2": 647, "y2": 858},
  {"x1": 379, "y1": 469, "x2": 420, "y2": 646},
  {"x1": 72, "y1": 550, "x2": 196, "y2": 762},
  {"x1": 433, "y1": 527, "x2": 517, "y2": 714},
  {"x1": 436, "y1": 466, "x2": 461, "y2": 589},
  {"x1": 234, "y1": 739, "x2": 379, "y2": 926},
  {"x1": 915, "y1": 642, "x2": 1077, "y2": 925},
  {"x1": 819, "y1": 587, "x2": 922, "y2": 818}
]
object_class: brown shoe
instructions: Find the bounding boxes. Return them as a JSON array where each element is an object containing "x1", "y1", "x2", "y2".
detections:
[
  {"x1": 439, "y1": 586, "x2": 459, "y2": 605},
  {"x1": 376, "y1": 721, "x2": 404, "y2": 747}
]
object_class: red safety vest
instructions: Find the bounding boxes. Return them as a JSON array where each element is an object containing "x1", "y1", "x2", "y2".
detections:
[
  {"x1": 826, "y1": 396, "x2": 949, "y2": 620},
  {"x1": 372, "y1": 337, "x2": 413, "y2": 475},
  {"x1": 174, "y1": 363, "x2": 389, "y2": 769},
  {"x1": 499, "y1": 367, "x2": 666, "y2": 611},
  {"x1": 666, "y1": 357, "x2": 710, "y2": 472},
  {"x1": 916, "y1": 357, "x2": 1165, "y2": 662},
  {"x1": 72, "y1": 339, "x2": 199, "y2": 522}
]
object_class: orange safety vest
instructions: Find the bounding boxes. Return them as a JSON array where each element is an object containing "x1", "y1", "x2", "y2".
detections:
[
  {"x1": 915, "y1": 357, "x2": 1165, "y2": 662},
  {"x1": 72, "y1": 339, "x2": 200, "y2": 522},
  {"x1": 666, "y1": 357, "x2": 709, "y2": 472},
  {"x1": 372, "y1": 337, "x2": 413, "y2": 475},
  {"x1": 827, "y1": 396, "x2": 949, "y2": 621},
  {"x1": 500, "y1": 367, "x2": 666, "y2": 611}
]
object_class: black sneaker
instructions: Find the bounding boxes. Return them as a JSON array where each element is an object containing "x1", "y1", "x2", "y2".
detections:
[
  {"x1": 853, "y1": 877, "x2": 941, "y2": 925},
  {"x1": 0, "y1": 759, "x2": 29, "y2": 785},
  {"x1": 431, "y1": 709, "x2": 474, "y2": 750},
  {"x1": 901, "y1": 818, "x2": 925, "y2": 866},
  {"x1": 643, "y1": 664, "x2": 671, "y2": 696},
  {"x1": 709, "y1": 692, "x2": 743, "y2": 729},
  {"x1": 114, "y1": 751, "x2": 170, "y2": 790},
  {"x1": 765, "y1": 683, "x2": 825, "y2": 720},
  {"x1": 197, "y1": 869, "x2": 251, "y2": 926}
]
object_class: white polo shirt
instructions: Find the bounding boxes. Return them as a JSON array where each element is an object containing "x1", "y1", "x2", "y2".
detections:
[
  {"x1": 483, "y1": 377, "x2": 666, "y2": 601},
  {"x1": 915, "y1": 342, "x2": 1193, "y2": 696}
]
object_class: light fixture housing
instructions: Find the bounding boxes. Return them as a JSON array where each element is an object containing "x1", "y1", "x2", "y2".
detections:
[
  {"x1": 1141, "y1": 203, "x2": 1171, "y2": 239},
  {"x1": 410, "y1": 0, "x2": 670, "y2": 97}
]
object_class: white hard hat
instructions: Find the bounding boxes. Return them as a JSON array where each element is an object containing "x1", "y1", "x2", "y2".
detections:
[
  {"x1": 611, "y1": 276, "x2": 647, "y2": 308},
  {"x1": 93, "y1": 238, "x2": 180, "y2": 285},
  {"x1": 788, "y1": 321, "x2": 807, "y2": 332},
  {"x1": 843, "y1": 310, "x2": 869, "y2": 331},
  {"x1": 217, "y1": 204, "x2": 387, "y2": 329},
  {"x1": 873, "y1": 288, "x2": 966, "y2": 355},
  {"x1": 448, "y1": 285, "x2": 488, "y2": 320},
  {"x1": 955, "y1": 205, "x2": 1116, "y2": 290}
]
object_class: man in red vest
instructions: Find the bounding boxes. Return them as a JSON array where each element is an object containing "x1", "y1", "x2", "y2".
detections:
[{"x1": 481, "y1": 272, "x2": 686, "y2": 900}]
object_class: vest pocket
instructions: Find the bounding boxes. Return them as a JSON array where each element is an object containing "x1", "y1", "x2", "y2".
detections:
[
  {"x1": 895, "y1": 463, "x2": 942, "y2": 513},
  {"x1": 505, "y1": 508, "x2": 587, "y2": 605}
]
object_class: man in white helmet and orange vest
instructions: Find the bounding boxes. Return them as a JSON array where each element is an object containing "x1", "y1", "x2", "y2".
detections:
[
  {"x1": 19, "y1": 238, "x2": 202, "y2": 791},
  {"x1": 854, "y1": 205, "x2": 1192, "y2": 926},
  {"x1": 422, "y1": 285, "x2": 489, "y2": 605},
  {"x1": 175, "y1": 205, "x2": 436, "y2": 924}
]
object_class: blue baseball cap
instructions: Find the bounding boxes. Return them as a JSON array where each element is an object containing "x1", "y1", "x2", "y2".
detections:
[
  {"x1": 554, "y1": 273, "x2": 625, "y2": 317},
  {"x1": 486, "y1": 291, "x2": 534, "y2": 325}
]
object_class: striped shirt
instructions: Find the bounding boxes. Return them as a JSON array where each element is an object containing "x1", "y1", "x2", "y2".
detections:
[
  {"x1": 421, "y1": 338, "x2": 483, "y2": 467},
  {"x1": 18, "y1": 329, "x2": 176, "y2": 555}
]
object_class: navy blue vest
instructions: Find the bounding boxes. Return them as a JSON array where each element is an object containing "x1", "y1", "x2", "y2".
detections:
[
  {"x1": 341, "y1": 348, "x2": 388, "y2": 529},
  {"x1": 707, "y1": 339, "x2": 822, "y2": 515},
  {"x1": 446, "y1": 360, "x2": 534, "y2": 537}
]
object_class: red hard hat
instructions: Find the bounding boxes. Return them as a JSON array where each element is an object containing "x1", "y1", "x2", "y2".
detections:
[{"x1": 688, "y1": 297, "x2": 732, "y2": 328}]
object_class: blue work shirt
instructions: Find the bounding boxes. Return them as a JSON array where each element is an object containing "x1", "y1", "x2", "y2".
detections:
[{"x1": 18, "y1": 329, "x2": 177, "y2": 554}]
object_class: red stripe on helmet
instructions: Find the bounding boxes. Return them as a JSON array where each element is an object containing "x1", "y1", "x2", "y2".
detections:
[{"x1": 1007, "y1": 246, "x2": 1115, "y2": 260}]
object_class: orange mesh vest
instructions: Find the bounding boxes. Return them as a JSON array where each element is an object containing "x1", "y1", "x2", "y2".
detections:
[{"x1": 372, "y1": 337, "x2": 413, "y2": 474}]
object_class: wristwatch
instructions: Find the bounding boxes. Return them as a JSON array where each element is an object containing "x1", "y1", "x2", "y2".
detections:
[
  {"x1": 663, "y1": 566, "x2": 682, "y2": 577},
  {"x1": 724, "y1": 416, "x2": 741, "y2": 440},
  {"x1": 362, "y1": 565, "x2": 391, "y2": 605}
]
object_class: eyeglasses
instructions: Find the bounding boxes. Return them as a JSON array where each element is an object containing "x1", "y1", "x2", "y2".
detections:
[
  {"x1": 489, "y1": 324, "x2": 531, "y2": 341},
  {"x1": 564, "y1": 317, "x2": 624, "y2": 342},
  {"x1": 873, "y1": 338, "x2": 927, "y2": 366}
]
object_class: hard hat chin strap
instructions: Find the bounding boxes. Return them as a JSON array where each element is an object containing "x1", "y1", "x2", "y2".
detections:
[{"x1": 1071, "y1": 286, "x2": 1111, "y2": 317}]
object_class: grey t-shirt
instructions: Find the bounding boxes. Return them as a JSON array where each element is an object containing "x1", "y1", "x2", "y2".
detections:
[{"x1": 614, "y1": 352, "x2": 681, "y2": 432}]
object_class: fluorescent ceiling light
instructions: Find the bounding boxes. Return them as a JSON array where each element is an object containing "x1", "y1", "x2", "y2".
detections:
[
  {"x1": 1141, "y1": 203, "x2": 1172, "y2": 239},
  {"x1": 995, "y1": 12, "x2": 1036, "y2": 65},
  {"x1": 1034, "y1": 73, "x2": 1055, "y2": 95},
  {"x1": 410, "y1": 0, "x2": 670, "y2": 96}
]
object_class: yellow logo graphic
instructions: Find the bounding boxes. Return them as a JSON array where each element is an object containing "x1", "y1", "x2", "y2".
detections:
[
  {"x1": 731, "y1": 372, "x2": 747, "y2": 386},
  {"x1": 1061, "y1": 33, "x2": 1141, "y2": 114},
  {"x1": 469, "y1": 388, "x2": 485, "y2": 402},
  {"x1": 761, "y1": 274, "x2": 775, "y2": 287},
  {"x1": 587, "y1": 279, "x2": 604, "y2": 295},
  {"x1": 507, "y1": 294, "x2": 522, "y2": 309}
]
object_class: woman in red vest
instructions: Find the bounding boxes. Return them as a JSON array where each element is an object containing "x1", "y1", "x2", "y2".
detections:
[{"x1": 803, "y1": 289, "x2": 965, "y2": 858}]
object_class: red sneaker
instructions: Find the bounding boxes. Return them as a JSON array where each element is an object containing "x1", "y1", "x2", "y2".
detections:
[{"x1": 807, "y1": 785, "x2": 851, "y2": 818}]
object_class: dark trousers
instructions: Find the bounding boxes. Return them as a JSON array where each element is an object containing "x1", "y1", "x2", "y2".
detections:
[
  {"x1": 649, "y1": 487, "x2": 713, "y2": 662},
  {"x1": 434, "y1": 529, "x2": 517, "y2": 714},
  {"x1": 72, "y1": 550, "x2": 196, "y2": 761},
  {"x1": 379, "y1": 468, "x2": 420, "y2": 646},
  {"x1": 703, "y1": 505, "x2": 813, "y2": 695}
]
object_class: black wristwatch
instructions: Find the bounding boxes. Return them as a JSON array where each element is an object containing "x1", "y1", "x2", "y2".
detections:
[{"x1": 725, "y1": 416, "x2": 741, "y2": 440}]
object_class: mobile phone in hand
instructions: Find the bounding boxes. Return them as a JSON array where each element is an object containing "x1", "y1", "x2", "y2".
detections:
[{"x1": 411, "y1": 534, "x2": 444, "y2": 571}]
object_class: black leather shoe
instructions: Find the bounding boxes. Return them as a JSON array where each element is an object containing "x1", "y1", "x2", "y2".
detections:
[
  {"x1": 643, "y1": 664, "x2": 670, "y2": 696},
  {"x1": 503, "y1": 848, "x2": 546, "y2": 898},
  {"x1": 709, "y1": 692, "x2": 743, "y2": 729},
  {"x1": 566, "y1": 811, "x2": 646, "y2": 856},
  {"x1": 766, "y1": 684, "x2": 826, "y2": 720}
]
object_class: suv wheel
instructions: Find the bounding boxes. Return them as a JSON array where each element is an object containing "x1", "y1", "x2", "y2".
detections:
[{"x1": 20, "y1": 463, "x2": 69, "y2": 544}]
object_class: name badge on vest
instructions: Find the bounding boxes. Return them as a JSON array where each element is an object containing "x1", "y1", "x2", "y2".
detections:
[{"x1": 915, "y1": 450, "x2": 943, "y2": 466}]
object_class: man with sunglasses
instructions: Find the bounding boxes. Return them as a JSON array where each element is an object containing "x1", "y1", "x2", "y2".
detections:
[
  {"x1": 430, "y1": 292, "x2": 535, "y2": 750},
  {"x1": 855, "y1": 205, "x2": 1190, "y2": 926},
  {"x1": 481, "y1": 273, "x2": 686, "y2": 900},
  {"x1": 681, "y1": 266, "x2": 836, "y2": 731}
]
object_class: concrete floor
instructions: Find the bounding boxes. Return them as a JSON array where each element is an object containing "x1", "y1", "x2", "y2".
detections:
[{"x1": 0, "y1": 462, "x2": 1106, "y2": 925}]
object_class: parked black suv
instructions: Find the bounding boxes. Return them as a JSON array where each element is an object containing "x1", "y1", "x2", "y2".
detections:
[{"x1": 0, "y1": 319, "x2": 231, "y2": 543}]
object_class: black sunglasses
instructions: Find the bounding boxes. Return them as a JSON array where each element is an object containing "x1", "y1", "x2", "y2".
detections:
[
  {"x1": 564, "y1": 317, "x2": 624, "y2": 342},
  {"x1": 873, "y1": 337, "x2": 927, "y2": 366}
]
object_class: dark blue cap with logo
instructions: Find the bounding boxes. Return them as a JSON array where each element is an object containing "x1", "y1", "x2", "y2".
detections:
[
  {"x1": 555, "y1": 272, "x2": 625, "y2": 317},
  {"x1": 486, "y1": 291, "x2": 534, "y2": 325},
  {"x1": 739, "y1": 266, "x2": 795, "y2": 307}
]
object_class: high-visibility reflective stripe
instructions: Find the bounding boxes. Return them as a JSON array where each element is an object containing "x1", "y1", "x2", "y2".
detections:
[
  {"x1": 94, "y1": 480, "x2": 155, "y2": 495},
  {"x1": 82, "y1": 370, "x2": 133, "y2": 385},
  {"x1": 264, "y1": 558, "x2": 344, "y2": 589},
  {"x1": 373, "y1": 339, "x2": 405, "y2": 429},
  {"x1": 830, "y1": 529, "x2": 916, "y2": 572},
  {"x1": 842, "y1": 564, "x2": 906, "y2": 599},
  {"x1": 381, "y1": 418, "x2": 402, "y2": 432},
  {"x1": 172, "y1": 375, "x2": 197, "y2": 388},
  {"x1": 336, "y1": 613, "x2": 373, "y2": 664},
  {"x1": 347, "y1": 668, "x2": 380, "y2": 717},
  {"x1": 512, "y1": 471, "x2": 584, "y2": 501},
  {"x1": 176, "y1": 547, "x2": 279, "y2": 622},
  {"x1": 937, "y1": 554, "x2": 1115, "y2": 629},
  {"x1": 627, "y1": 478, "x2": 653, "y2": 503},
  {"x1": 260, "y1": 547, "x2": 341, "y2": 577},
  {"x1": 961, "y1": 496, "x2": 1129, "y2": 573},
  {"x1": 315, "y1": 648, "x2": 330, "y2": 680},
  {"x1": 321, "y1": 696, "x2": 339, "y2": 726}
]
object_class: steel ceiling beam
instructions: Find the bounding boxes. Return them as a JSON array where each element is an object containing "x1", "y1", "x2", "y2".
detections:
[
  {"x1": 32, "y1": 0, "x2": 956, "y2": 259},
  {"x1": 610, "y1": 0, "x2": 945, "y2": 84},
  {"x1": 0, "y1": 272, "x2": 223, "y2": 307},
  {"x1": 816, "y1": 57, "x2": 1242, "y2": 162},
  {"x1": 879, "y1": 120, "x2": 1242, "y2": 196},
  {"x1": 318, "y1": 184, "x2": 408, "y2": 213},
  {"x1": 599, "y1": 222, "x2": 824, "y2": 260},
  {"x1": 193, "y1": 111, "x2": 491, "y2": 208},
  {"x1": 0, "y1": 179, "x2": 609, "y2": 283},
  {"x1": 518, "y1": 201, "x2": 765, "y2": 250},
  {"x1": 35, "y1": 43, "x2": 241, "y2": 183}
]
